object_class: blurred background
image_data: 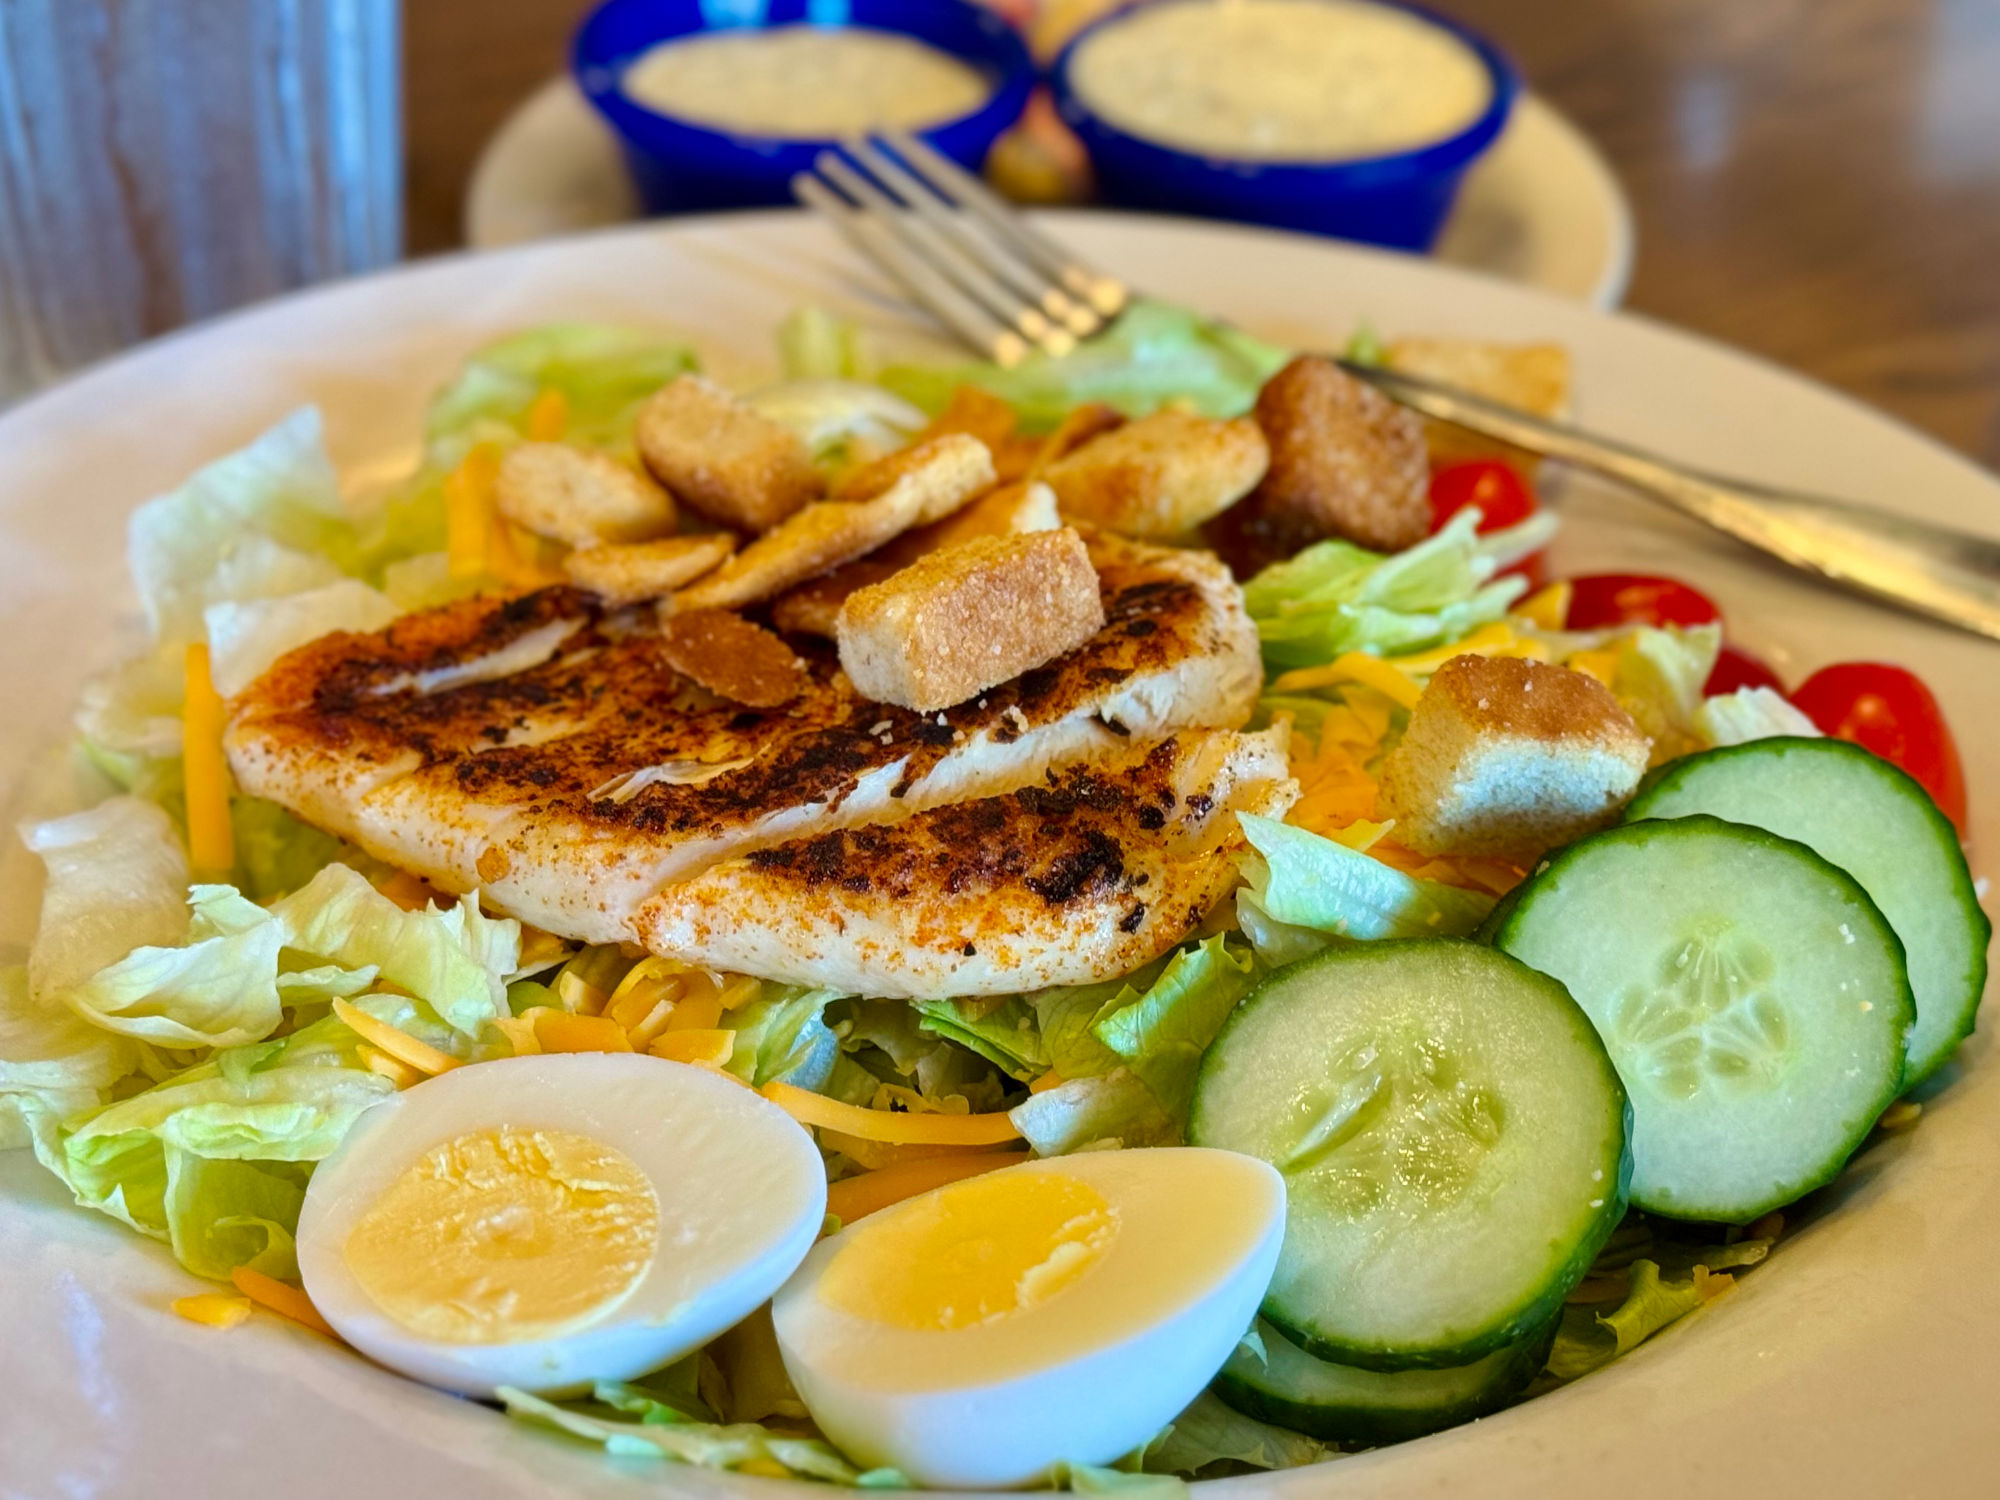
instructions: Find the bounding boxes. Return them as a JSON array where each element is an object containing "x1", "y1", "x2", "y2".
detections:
[{"x1": 2, "y1": 0, "x2": 1996, "y2": 468}]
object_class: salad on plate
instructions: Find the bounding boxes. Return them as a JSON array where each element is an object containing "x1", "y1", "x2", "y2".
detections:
[{"x1": 1, "y1": 301, "x2": 1985, "y2": 1492}]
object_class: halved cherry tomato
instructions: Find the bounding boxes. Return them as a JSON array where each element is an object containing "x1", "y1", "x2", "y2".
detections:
[
  {"x1": 1564, "y1": 573, "x2": 1722, "y2": 631},
  {"x1": 1791, "y1": 663, "x2": 1967, "y2": 833},
  {"x1": 1427, "y1": 460, "x2": 1538, "y2": 534},
  {"x1": 1704, "y1": 644, "x2": 1785, "y2": 697}
]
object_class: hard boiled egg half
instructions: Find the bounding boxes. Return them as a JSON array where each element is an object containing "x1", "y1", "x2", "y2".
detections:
[
  {"x1": 773, "y1": 1147, "x2": 1286, "y2": 1489},
  {"x1": 296, "y1": 1052, "x2": 825, "y2": 1397}
]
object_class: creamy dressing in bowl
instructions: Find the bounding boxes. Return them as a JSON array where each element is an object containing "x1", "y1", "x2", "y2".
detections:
[
  {"x1": 620, "y1": 26, "x2": 993, "y2": 139},
  {"x1": 1069, "y1": 0, "x2": 1493, "y2": 162}
]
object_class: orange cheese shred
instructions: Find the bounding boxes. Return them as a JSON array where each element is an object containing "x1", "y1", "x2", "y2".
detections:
[
  {"x1": 826, "y1": 1149, "x2": 1034, "y2": 1225},
  {"x1": 534, "y1": 1010, "x2": 634, "y2": 1054},
  {"x1": 445, "y1": 443, "x2": 501, "y2": 580},
  {"x1": 181, "y1": 643, "x2": 235, "y2": 878},
  {"x1": 230, "y1": 1267, "x2": 338, "y2": 1339},
  {"x1": 524, "y1": 387, "x2": 569, "y2": 442},
  {"x1": 331, "y1": 997, "x2": 462, "y2": 1077},
  {"x1": 173, "y1": 1292, "x2": 254, "y2": 1328},
  {"x1": 760, "y1": 1081, "x2": 1025, "y2": 1146}
]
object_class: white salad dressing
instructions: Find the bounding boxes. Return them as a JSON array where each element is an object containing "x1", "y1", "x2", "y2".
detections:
[
  {"x1": 1069, "y1": 0, "x2": 1492, "y2": 162},
  {"x1": 621, "y1": 26, "x2": 991, "y2": 139}
]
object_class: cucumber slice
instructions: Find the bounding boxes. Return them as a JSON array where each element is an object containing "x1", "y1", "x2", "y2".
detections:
[
  {"x1": 1492, "y1": 816, "x2": 1913, "y2": 1223},
  {"x1": 1629, "y1": 737, "x2": 1988, "y2": 1088},
  {"x1": 1188, "y1": 940, "x2": 1628, "y2": 1370},
  {"x1": 1216, "y1": 1315, "x2": 1557, "y2": 1446}
]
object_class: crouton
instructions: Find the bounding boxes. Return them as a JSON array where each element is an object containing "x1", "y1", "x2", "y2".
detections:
[
  {"x1": 635, "y1": 374, "x2": 822, "y2": 532},
  {"x1": 836, "y1": 527, "x2": 1105, "y2": 711},
  {"x1": 1214, "y1": 355, "x2": 1429, "y2": 572},
  {"x1": 916, "y1": 385, "x2": 1042, "y2": 479},
  {"x1": 493, "y1": 442, "x2": 679, "y2": 548},
  {"x1": 659, "y1": 608, "x2": 809, "y2": 708},
  {"x1": 676, "y1": 434, "x2": 996, "y2": 613},
  {"x1": 1384, "y1": 338, "x2": 1572, "y2": 473},
  {"x1": 830, "y1": 433, "x2": 998, "y2": 511},
  {"x1": 563, "y1": 534, "x2": 736, "y2": 605},
  {"x1": 772, "y1": 480, "x2": 1060, "y2": 637},
  {"x1": 1041, "y1": 410, "x2": 1267, "y2": 540},
  {"x1": 1025, "y1": 402, "x2": 1125, "y2": 475},
  {"x1": 1376, "y1": 655, "x2": 1652, "y2": 859}
]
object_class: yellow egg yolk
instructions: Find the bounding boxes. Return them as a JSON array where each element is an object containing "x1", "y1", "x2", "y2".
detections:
[
  {"x1": 343, "y1": 1127, "x2": 658, "y2": 1344},
  {"x1": 819, "y1": 1171, "x2": 1119, "y2": 1332}
]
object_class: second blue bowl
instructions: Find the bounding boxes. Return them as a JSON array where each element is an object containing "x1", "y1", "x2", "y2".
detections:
[
  {"x1": 573, "y1": 0, "x2": 1036, "y2": 217},
  {"x1": 1050, "y1": 0, "x2": 1519, "y2": 252}
]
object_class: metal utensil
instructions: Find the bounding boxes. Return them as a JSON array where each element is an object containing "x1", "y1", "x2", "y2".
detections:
[{"x1": 795, "y1": 134, "x2": 2000, "y2": 643}]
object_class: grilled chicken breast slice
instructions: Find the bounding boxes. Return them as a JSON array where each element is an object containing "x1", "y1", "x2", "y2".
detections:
[
  {"x1": 227, "y1": 537, "x2": 1263, "y2": 946},
  {"x1": 634, "y1": 729, "x2": 1297, "y2": 996}
]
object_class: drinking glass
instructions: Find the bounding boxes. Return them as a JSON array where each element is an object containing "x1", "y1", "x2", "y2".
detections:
[{"x1": 0, "y1": 0, "x2": 401, "y2": 402}]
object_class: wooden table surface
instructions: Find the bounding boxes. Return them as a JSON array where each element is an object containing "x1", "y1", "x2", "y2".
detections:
[{"x1": 406, "y1": 0, "x2": 2000, "y2": 468}]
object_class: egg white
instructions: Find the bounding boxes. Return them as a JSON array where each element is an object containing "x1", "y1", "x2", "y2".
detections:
[
  {"x1": 297, "y1": 1052, "x2": 825, "y2": 1398},
  {"x1": 772, "y1": 1147, "x2": 1286, "y2": 1489}
]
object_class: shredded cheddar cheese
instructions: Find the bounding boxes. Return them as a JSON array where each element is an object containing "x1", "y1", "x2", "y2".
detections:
[
  {"x1": 533, "y1": 1009, "x2": 634, "y2": 1054},
  {"x1": 230, "y1": 1267, "x2": 338, "y2": 1338},
  {"x1": 173, "y1": 1292, "x2": 254, "y2": 1328},
  {"x1": 524, "y1": 387, "x2": 569, "y2": 442},
  {"x1": 181, "y1": 643, "x2": 235, "y2": 878},
  {"x1": 331, "y1": 997, "x2": 462, "y2": 1077},
  {"x1": 649, "y1": 1028, "x2": 735, "y2": 1067},
  {"x1": 445, "y1": 443, "x2": 501, "y2": 580},
  {"x1": 761, "y1": 1080, "x2": 1025, "y2": 1146}
]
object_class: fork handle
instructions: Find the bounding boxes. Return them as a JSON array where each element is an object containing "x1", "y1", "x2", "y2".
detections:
[{"x1": 1345, "y1": 360, "x2": 2000, "y2": 644}]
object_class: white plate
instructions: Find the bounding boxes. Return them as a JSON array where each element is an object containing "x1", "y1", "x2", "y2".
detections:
[
  {"x1": 465, "y1": 78, "x2": 1635, "y2": 307},
  {"x1": 2, "y1": 211, "x2": 1996, "y2": 1498}
]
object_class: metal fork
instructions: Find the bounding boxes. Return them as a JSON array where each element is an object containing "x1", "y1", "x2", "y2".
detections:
[{"x1": 795, "y1": 134, "x2": 2000, "y2": 644}]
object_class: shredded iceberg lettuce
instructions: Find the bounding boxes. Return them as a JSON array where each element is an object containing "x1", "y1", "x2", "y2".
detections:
[
  {"x1": 1696, "y1": 686, "x2": 1822, "y2": 748},
  {"x1": 1245, "y1": 508, "x2": 1556, "y2": 673},
  {"x1": 879, "y1": 299, "x2": 1290, "y2": 427},
  {"x1": 1235, "y1": 813, "x2": 1494, "y2": 962}
]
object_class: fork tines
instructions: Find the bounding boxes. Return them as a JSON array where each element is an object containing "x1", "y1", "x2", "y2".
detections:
[{"x1": 793, "y1": 130, "x2": 1129, "y2": 368}]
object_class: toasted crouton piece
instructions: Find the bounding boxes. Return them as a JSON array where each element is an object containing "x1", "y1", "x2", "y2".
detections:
[
  {"x1": 1025, "y1": 402, "x2": 1125, "y2": 475},
  {"x1": 1376, "y1": 655, "x2": 1652, "y2": 859},
  {"x1": 772, "y1": 480, "x2": 1060, "y2": 637},
  {"x1": 494, "y1": 443, "x2": 678, "y2": 548},
  {"x1": 636, "y1": 374, "x2": 823, "y2": 532},
  {"x1": 1215, "y1": 355, "x2": 1429, "y2": 571},
  {"x1": 660, "y1": 609, "x2": 809, "y2": 708},
  {"x1": 676, "y1": 434, "x2": 997, "y2": 613},
  {"x1": 1384, "y1": 338, "x2": 1572, "y2": 472},
  {"x1": 1042, "y1": 410, "x2": 1268, "y2": 539},
  {"x1": 563, "y1": 534, "x2": 736, "y2": 605},
  {"x1": 836, "y1": 527, "x2": 1105, "y2": 711},
  {"x1": 915, "y1": 385, "x2": 1043, "y2": 479},
  {"x1": 830, "y1": 433, "x2": 998, "y2": 510}
]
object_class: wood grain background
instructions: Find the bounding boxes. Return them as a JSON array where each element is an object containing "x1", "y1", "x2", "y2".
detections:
[{"x1": 405, "y1": 0, "x2": 2000, "y2": 468}]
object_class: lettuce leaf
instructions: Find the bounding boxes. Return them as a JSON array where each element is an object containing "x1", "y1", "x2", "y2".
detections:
[
  {"x1": 60, "y1": 884, "x2": 288, "y2": 1049},
  {"x1": 271, "y1": 863, "x2": 517, "y2": 1038},
  {"x1": 1091, "y1": 936, "x2": 1257, "y2": 1116},
  {"x1": 21, "y1": 797, "x2": 190, "y2": 1003},
  {"x1": 0, "y1": 966, "x2": 137, "y2": 1152},
  {"x1": 421, "y1": 323, "x2": 699, "y2": 470},
  {"x1": 777, "y1": 306, "x2": 870, "y2": 381},
  {"x1": 127, "y1": 407, "x2": 355, "y2": 647},
  {"x1": 1245, "y1": 509, "x2": 1554, "y2": 673},
  {"x1": 36, "y1": 1010, "x2": 394, "y2": 1276},
  {"x1": 230, "y1": 797, "x2": 348, "y2": 901},
  {"x1": 1607, "y1": 624, "x2": 1722, "y2": 764},
  {"x1": 203, "y1": 579, "x2": 399, "y2": 697},
  {"x1": 73, "y1": 645, "x2": 186, "y2": 790},
  {"x1": 745, "y1": 380, "x2": 926, "y2": 469},
  {"x1": 1236, "y1": 814, "x2": 1493, "y2": 956},
  {"x1": 1545, "y1": 1258, "x2": 1732, "y2": 1380},
  {"x1": 723, "y1": 987, "x2": 844, "y2": 1090},
  {"x1": 1143, "y1": 1390, "x2": 1333, "y2": 1476},
  {"x1": 879, "y1": 299, "x2": 1290, "y2": 427},
  {"x1": 1695, "y1": 686, "x2": 1822, "y2": 749},
  {"x1": 912, "y1": 996, "x2": 1049, "y2": 1081},
  {"x1": 499, "y1": 1384, "x2": 905, "y2": 1486},
  {"x1": 1008, "y1": 1069, "x2": 1174, "y2": 1156}
]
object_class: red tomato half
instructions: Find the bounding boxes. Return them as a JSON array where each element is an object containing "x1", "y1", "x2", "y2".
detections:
[
  {"x1": 1791, "y1": 662, "x2": 1968, "y2": 832},
  {"x1": 1564, "y1": 573, "x2": 1723, "y2": 631},
  {"x1": 1427, "y1": 461, "x2": 1538, "y2": 534},
  {"x1": 1704, "y1": 645, "x2": 1785, "y2": 697}
]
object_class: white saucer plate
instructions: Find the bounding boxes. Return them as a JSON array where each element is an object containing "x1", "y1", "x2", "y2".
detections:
[
  {"x1": 465, "y1": 78, "x2": 1634, "y2": 307},
  {"x1": 2, "y1": 211, "x2": 1996, "y2": 1498}
]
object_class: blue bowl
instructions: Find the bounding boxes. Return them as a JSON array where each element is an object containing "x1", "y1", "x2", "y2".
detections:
[
  {"x1": 1050, "y1": 0, "x2": 1519, "y2": 252},
  {"x1": 573, "y1": 0, "x2": 1036, "y2": 217}
]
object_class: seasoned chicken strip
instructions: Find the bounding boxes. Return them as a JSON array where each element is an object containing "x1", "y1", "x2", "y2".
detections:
[
  {"x1": 226, "y1": 537, "x2": 1262, "y2": 948},
  {"x1": 634, "y1": 729, "x2": 1297, "y2": 996}
]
